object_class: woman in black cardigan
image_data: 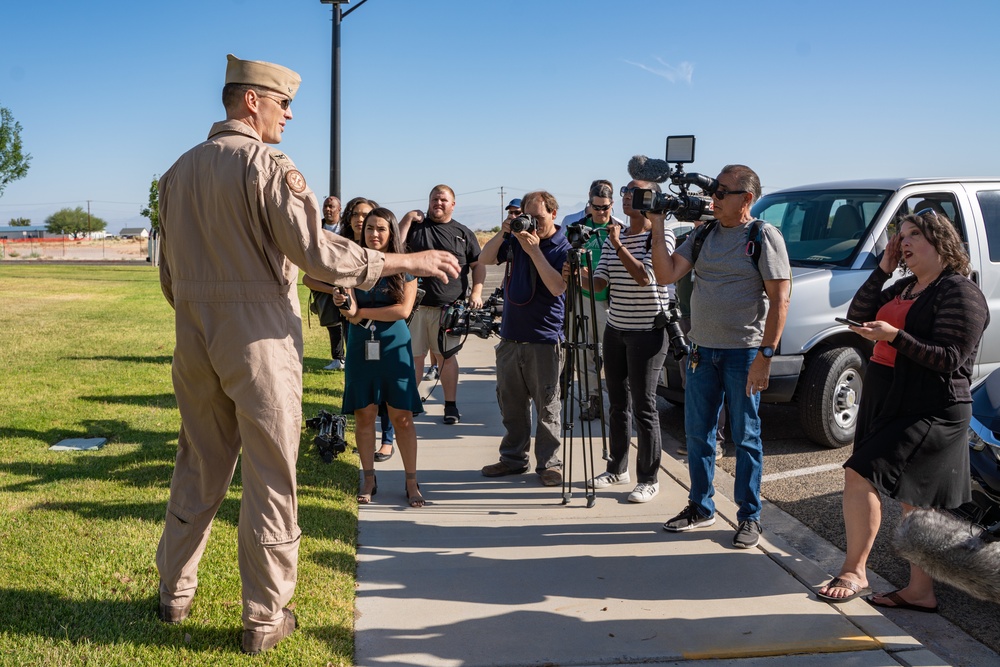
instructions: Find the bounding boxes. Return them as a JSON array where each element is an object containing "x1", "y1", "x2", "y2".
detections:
[{"x1": 817, "y1": 209, "x2": 989, "y2": 610}]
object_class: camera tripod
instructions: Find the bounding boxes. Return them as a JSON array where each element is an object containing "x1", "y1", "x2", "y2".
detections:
[{"x1": 560, "y1": 247, "x2": 609, "y2": 507}]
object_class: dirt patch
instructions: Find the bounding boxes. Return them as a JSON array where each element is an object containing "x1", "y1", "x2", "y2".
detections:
[{"x1": 0, "y1": 238, "x2": 150, "y2": 262}]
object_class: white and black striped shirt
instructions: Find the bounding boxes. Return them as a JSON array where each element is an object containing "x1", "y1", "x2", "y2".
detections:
[{"x1": 594, "y1": 224, "x2": 675, "y2": 331}]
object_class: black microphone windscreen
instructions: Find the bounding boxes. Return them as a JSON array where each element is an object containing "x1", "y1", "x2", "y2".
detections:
[
  {"x1": 894, "y1": 509, "x2": 1000, "y2": 603},
  {"x1": 627, "y1": 155, "x2": 673, "y2": 183}
]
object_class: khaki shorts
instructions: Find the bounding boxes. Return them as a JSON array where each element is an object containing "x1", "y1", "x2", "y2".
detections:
[{"x1": 409, "y1": 306, "x2": 461, "y2": 359}]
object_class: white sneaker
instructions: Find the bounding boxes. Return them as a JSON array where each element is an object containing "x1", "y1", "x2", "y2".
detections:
[
  {"x1": 422, "y1": 365, "x2": 439, "y2": 381},
  {"x1": 324, "y1": 359, "x2": 344, "y2": 370},
  {"x1": 628, "y1": 482, "x2": 660, "y2": 503},
  {"x1": 591, "y1": 470, "x2": 631, "y2": 489}
]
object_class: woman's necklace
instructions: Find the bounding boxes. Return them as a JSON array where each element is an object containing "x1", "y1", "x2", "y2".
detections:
[{"x1": 901, "y1": 273, "x2": 941, "y2": 300}]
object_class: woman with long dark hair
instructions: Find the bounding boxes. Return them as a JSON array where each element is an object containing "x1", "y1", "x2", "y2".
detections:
[
  {"x1": 335, "y1": 196, "x2": 394, "y2": 460},
  {"x1": 311, "y1": 208, "x2": 424, "y2": 507}
]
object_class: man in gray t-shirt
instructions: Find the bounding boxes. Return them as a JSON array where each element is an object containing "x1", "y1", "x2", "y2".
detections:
[{"x1": 649, "y1": 164, "x2": 791, "y2": 550}]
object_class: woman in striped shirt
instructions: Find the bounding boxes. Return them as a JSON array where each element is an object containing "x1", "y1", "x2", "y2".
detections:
[{"x1": 586, "y1": 179, "x2": 675, "y2": 503}]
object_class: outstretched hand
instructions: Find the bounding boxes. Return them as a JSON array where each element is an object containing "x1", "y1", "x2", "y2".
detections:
[{"x1": 409, "y1": 250, "x2": 460, "y2": 282}]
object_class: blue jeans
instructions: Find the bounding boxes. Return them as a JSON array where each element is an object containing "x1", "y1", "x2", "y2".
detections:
[{"x1": 684, "y1": 346, "x2": 762, "y2": 522}]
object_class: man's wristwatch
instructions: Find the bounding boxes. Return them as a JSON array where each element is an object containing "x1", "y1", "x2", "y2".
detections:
[{"x1": 758, "y1": 346, "x2": 775, "y2": 359}]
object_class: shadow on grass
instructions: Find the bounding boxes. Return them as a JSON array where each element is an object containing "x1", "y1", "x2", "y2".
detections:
[
  {"x1": 0, "y1": 420, "x2": 177, "y2": 493},
  {"x1": 68, "y1": 354, "x2": 174, "y2": 365},
  {"x1": 0, "y1": 583, "x2": 356, "y2": 658},
  {"x1": 78, "y1": 393, "x2": 179, "y2": 409},
  {"x1": 0, "y1": 586, "x2": 239, "y2": 652}
]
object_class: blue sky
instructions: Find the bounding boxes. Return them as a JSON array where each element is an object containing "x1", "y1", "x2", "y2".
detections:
[{"x1": 2, "y1": 0, "x2": 999, "y2": 233}]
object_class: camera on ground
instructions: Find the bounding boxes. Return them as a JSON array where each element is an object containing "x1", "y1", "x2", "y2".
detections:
[{"x1": 305, "y1": 410, "x2": 348, "y2": 463}]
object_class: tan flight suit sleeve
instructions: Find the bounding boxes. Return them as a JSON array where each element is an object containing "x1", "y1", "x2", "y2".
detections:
[
  {"x1": 157, "y1": 171, "x2": 175, "y2": 308},
  {"x1": 259, "y1": 149, "x2": 384, "y2": 291}
]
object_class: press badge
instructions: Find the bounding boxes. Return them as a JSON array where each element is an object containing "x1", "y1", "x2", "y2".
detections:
[{"x1": 365, "y1": 324, "x2": 380, "y2": 361}]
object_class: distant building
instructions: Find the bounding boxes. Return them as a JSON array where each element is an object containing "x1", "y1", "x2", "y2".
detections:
[
  {"x1": 0, "y1": 225, "x2": 49, "y2": 239},
  {"x1": 119, "y1": 227, "x2": 149, "y2": 239}
]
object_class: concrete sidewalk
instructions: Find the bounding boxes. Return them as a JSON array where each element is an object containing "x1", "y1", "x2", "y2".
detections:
[{"x1": 354, "y1": 336, "x2": 946, "y2": 667}]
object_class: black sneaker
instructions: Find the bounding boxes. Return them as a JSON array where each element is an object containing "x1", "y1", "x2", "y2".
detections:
[
  {"x1": 443, "y1": 404, "x2": 461, "y2": 425},
  {"x1": 732, "y1": 520, "x2": 762, "y2": 549},
  {"x1": 662, "y1": 502, "x2": 716, "y2": 532}
]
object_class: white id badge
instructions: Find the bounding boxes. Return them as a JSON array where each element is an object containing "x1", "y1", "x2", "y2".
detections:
[{"x1": 365, "y1": 325, "x2": 380, "y2": 361}]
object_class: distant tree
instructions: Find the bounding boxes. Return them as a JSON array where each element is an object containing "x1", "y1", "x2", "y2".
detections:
[
  {"x1": 0, "y1": 106, "x2": 31, "y2": 199},
  {"x1": 139, "y1": 175, "x2": 159, "y2": 231},
  {"x1": 45, "y1": 207, "x2": 107, "y2": 237},
  {"x1": 9, "y1": 217, "x2": 30, "y2": 226}
]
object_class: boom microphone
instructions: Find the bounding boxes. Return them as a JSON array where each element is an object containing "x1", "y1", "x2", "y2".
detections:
[
  {"x1": 894, "y1": 509, "x2": 1000, "y2": 603},
  {"x1": 628, "y1": 155, "x2": 673, "y2": 183}
]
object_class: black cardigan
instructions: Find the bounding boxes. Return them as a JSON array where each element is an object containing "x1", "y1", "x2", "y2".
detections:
[{"x1": 847, "y1": 267, "x2": 989, "y2": 416}]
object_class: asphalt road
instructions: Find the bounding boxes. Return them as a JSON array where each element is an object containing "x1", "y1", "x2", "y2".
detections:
[{"x1": 656, "y1": 397, "x2": 1000, "y2": 661}]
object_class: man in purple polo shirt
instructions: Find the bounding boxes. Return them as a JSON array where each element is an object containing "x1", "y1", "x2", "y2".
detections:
[{"x1": 478, "y1": 190, "x2": 571, "y2": 486}]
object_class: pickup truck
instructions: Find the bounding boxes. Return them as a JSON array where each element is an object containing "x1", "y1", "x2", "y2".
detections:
[{"x1": 658, "y1": 177, "x2": 1000, "y2": 449}]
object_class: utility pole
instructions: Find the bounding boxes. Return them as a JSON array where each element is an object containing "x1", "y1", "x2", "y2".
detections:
[
  {"x1": 87, "y1": 200, "x2": 92, "y2": 239},
  {"x1": 321, "y1": 0, "x2": 372, "y2": 198}
]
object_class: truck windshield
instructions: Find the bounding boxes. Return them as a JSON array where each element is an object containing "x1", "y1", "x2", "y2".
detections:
[{"x1": 751, "y1": 189, "x2": 891, "y2": 267}]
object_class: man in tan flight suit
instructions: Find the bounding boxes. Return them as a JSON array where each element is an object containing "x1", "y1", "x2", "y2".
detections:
[{"x1": 155, "y1": 54, "x2": 458, "y2": 655}]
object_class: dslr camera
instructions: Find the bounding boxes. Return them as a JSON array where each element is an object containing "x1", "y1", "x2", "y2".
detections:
[
  {"x1": 305, "y1": 409, "x2": 348, "y2": 463},
  {"x1": 509, "y1": 214, "x2": 537, "y2": 234},
  {"x1": 660, "y1": 304, "x2": 692, "y2": 360},
  {"x1": 631, "y1": 135, "x2": 718, "y2": 222}
]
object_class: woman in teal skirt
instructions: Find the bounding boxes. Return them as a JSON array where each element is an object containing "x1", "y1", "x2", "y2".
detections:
[{"x1": 330, "y1": 207, "x2": 424, "y2": 507}]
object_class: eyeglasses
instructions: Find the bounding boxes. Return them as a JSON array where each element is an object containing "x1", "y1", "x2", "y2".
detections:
[
  {"x1": 507, "y1": 209, "x2": 521, "y2": 215},
  {"x1": 620, "y1": 186, "x2": 638, "y2": 197},
  {"x1": 590, "y1": 203, "x2": 612, "y2": 211},
  {"x1": 259, "y1": 93, "x2": 291, "y2": 110},
  {"x1": 713, "y1": 189, "x2": 748, "y2": 199}
]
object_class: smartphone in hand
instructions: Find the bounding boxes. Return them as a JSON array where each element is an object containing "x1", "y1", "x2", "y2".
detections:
[
  {"x1": 336, "y1": 286, "x2": 353, "y2": 311},
  {"x1": 835, "y1": 316, "x2": 863, "y2": 327}
]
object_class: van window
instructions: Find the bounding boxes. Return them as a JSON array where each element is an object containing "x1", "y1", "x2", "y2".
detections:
[
  {"x1": 977, "y1": 190, "x2": 1000, "y2": 262},
  {"x1": 892, "y1": 194, "x2": 965, "y2": 242},
  {"x1": 752, "y1": 189, "x2": 890, "y2": 266}
]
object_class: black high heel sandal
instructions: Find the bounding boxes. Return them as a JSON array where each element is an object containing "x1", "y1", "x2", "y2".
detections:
[
  {"x1": 358, "y1": 469, "x2": 377, "y2": 504},
  {"x1": 405, "y1": 472, "x2": 424, "y2": 508}
]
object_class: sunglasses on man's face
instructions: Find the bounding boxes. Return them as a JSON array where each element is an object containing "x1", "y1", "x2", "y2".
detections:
[
  {"x1": 590, "y1": 204, "x2": 612, "y2": 212},
  {"x1": 260, "y1": 94, "x2": 291, "y2": 110}
]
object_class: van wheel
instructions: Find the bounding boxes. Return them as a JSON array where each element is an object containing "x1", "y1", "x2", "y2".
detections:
[{"x1": 799, "y1": 347, "x2": 864, "y2": 449}]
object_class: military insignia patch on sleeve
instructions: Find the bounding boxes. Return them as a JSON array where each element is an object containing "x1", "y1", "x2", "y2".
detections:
[{"x1": 286, "y1": 170, "x2": 307, "y2": 193}]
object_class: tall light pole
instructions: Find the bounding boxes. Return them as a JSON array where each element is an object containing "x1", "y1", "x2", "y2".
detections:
[{"x1": 320, "y1": 0, "x2": 371, "y2": 199}]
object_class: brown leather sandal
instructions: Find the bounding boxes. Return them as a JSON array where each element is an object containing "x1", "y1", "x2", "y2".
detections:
[
  {"x1": 405, "y1": 472, "x2": 424, "y2": 508},
  {"x1": 358, "y1": 469, "x2": 377, "y2": 504}
]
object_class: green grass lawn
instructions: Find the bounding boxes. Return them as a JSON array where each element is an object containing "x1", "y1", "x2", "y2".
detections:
[{"x1": 0, "y1": 263, "x2": 360, "y2": 666}]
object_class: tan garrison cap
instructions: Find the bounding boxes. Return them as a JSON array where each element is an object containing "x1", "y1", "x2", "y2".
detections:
[{"x1": 225, "y1": 54, "x2": 301, "y2": 99}]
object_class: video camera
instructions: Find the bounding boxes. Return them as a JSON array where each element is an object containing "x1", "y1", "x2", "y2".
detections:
[
  {"x1": 565, "y1": 220, "x2": 595, "y2": 249},
  {"x1": 305, "y1": 410, "x2": 348, "y2": 463},
  {"x1": 629, "y1": 135, "x2": 718, "y2": 222},
  {"x1": 441, "y1": 288, "x2": 503, "y2": 344}
]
